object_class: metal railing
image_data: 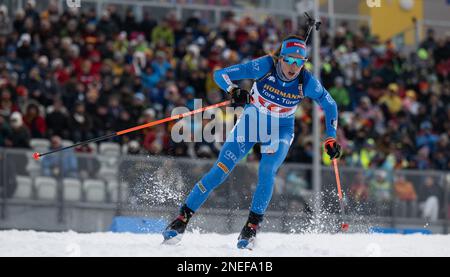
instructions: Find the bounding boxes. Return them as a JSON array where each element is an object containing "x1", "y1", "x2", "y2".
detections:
[{"x1": 0, "y1": 147, "x2": 448, "y2": 233}]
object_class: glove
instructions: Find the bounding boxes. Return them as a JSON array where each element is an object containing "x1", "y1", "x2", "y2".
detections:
[
  {"x1": 228, "y1": 85, "x2": 252, "y2": 105},
  {"x1": 324, "y1": 138, "x2": 341, "y2": 160}
]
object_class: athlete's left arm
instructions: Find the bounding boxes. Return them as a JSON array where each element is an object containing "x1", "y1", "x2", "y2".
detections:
[
  {"x1": 303, "y1": 72, "x2": 338, "y2": 138},
  {"x1": 213, "y1": 55, "x2": 273, "y2": 93}
]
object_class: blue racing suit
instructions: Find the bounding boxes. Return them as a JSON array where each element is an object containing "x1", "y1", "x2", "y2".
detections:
[{"x1": 185, "y1": 55, "x2": 338, "y2": 216}]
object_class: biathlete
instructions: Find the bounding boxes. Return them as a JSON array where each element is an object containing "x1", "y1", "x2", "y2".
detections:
[{"x1": 163, "y1": 35, "x2": 341, "y2": 249}]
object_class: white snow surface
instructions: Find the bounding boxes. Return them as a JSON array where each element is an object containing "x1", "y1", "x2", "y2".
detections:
[{"x1": 0, "y1": 230, "x2": 449, "y2": 257}]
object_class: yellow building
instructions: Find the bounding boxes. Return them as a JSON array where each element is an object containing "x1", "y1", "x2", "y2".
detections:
[{"x1": 359, "y1": 0, "x2": 424, "y2": 45}]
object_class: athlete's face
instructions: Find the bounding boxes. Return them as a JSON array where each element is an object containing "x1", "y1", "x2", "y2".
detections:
[{"x1": 280, "y1": 53, "x2": 306, "y2": 79}]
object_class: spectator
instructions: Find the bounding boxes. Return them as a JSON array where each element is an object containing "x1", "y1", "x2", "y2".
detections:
[
  {"x1": 75, "y1": 143, "x2": 100, "y2": 179},
  {"x1": 432, "y1": 134, "x2": 449, "y2": 170},
  {"x1": 5, "y1": 111, "x2": 30, "y2": 149},
  {"x1": 321, "y1": 58, "x2": 343, "y2": 89},
  {"x1": 97, "y1": 10, "x2": 118, "y2": 37},
  {"x1": 344, "y1": 54, "x2": 362, "y2": 86},
  {"x1": 141, "y1": 65, "x2": 160, "y2": 90},
  {"x1": 378, "y1": 60, "x2": 398, "y2": 87},
  {"x1": 182, "y1": 44, "x2": 201, "y2": 72},
  {"x1": 123, "y1": 8, "x2": 138, "y2": 35},
  {"x1": 151, "y1": 18, "x2": 174, "y2": 47},
  {"x1": 16, "y1": 33, "x2": 33, "y2": 72},
  {"x1": 105, "y1": 5, "x2": 122, "y2": 30},
  {"x1": 0, "y1": 90, "x2": 16, "y2": 118},
  {"x1": 184, "y1": 86, "x2": 196, "y2": 110},
  {"x1": 0, "y1": 114, "x2": 10, "y2": 146},
  {"x1": 328, "y1": 76, "x2": 350, "y2": 110},
  {"x1": 68, "y1": 102, "x2": 93, "y2": 142},
  {"x1": 5, "y1": 47, "x2": 24, "y2": 77},
  {"x1": 447, "y1": 174, "x2": 450, "y2": 221},
  {"x1": 349, "y1": 171, "x2": 370, "y2": 213},
  {"x1": 52, "y1": 58, "x2": 70, "y2": 85},
  {"x1": 25, "y1": 67, "x2": 46, "y2": 104},
  {"x1": 126, "y1": 140, "x2": 141, "y2": 155},
  {"x1": 354, "y1": 96, "x2": 378, "y2": 124},
  {"x1": 140, "y1": 12, "x2": 157, "y2": 42},
  {"x1": 114, "y1": 109, "x2": 134, "y2": 143},
  {"x1": 41, "y1": 135, "x2": 78, "y2": 178},
  {"x1": 402, "y1": 90, "x2": 419, "y2": 116},
  {"x1": 352, "y1": 138, "x2": 377, "y2": 169},
  {"x1": 416, "y1": 121, "x2": 439, "y2": 152},
  {"x1": 195, "y1": 143, "x2": 215, "y2": 159},
  {"x1": 433, "y1": 37, "x2": 450, "y2": 65},
  {"x1": 143, "y1": 124, "x2": 169, "y2": 155},
  {"x1": 378, "y1": 83, "x2": 402, "y2": 116},
  {"x1": 5, "y1": 112, "x2": 29, "y2": 176},
  {"x1": 420, "y1": 28, "x2": 437, "y2": 51},
  {"x1": 91, "y1": 105, "x2": 111, "y2": 138},
  {"x1": 46, "y1": 98, "x2": 69, "y2": 138},
  {"x1": 285, "y1": 170, "x2": 310, "y2": 198},
  {"x1": 128, "y1": 92, "x2": 146, "y2": 121},
  {"x1": 152, "y1": 51, "x2": 172, "y2": 79},
  {"x1": 393, "y1": 173, "x2": 417, "y2": 218},
  {"x1": 0, "y1": 145, "x2": 17, "y2": 198},
  {"x1": 417, "y1": 176, "x2": 442, "y2": 222},
  {"x1": 23, "y1": 103, "x2": 47, "y2": 138},
  {"x1": 78, "y1": 60, "x2": 98, "y2": 86},
  {"x1": 0, "y1": 5, "x2": 12, "y2": 36},
  {"x1": 369, "y1": 170, "x2": 392, "y2": 216},
  {"x1": 415, "y1": 146, "x2": 432, "y2": 170},
  {"x1": 24, "y1": 0, "x2": 39, "y2": 26}
]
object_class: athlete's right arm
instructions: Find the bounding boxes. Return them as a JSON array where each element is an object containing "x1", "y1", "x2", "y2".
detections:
[{"x1": 213, "y1": 55, "x2": 273, "y2": 93}]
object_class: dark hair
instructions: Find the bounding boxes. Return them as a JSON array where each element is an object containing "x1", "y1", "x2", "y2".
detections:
[
  {"x1": 270, "y1": 35, "x2": 305, "y2": 62},
  {"x1": 26, "y1": 103, "x2": 38, "y2": 110}
]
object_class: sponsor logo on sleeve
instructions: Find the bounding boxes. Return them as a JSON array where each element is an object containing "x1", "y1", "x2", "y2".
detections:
[
  {"x1": 225, "y1": 150, "x2": 238, "y2": 163},
  {"x1": 252, "y1": 59, "x2": 260, "y2": 71},
  {"x1": 326, "y1": 93, "x2": 336, "y2": 104},
  {"x1": 222, "y1": 74, "x2": 233, "y2": 85},
  {"x1": 217, "y1": 162, "x2": 230, "y2": 174},
  {"x1": 331, "y1": 119, "x2": 338, "y2": 130},
  {"x1": 197, "y1": 181, "x2": 207, "y2": 193},
  {"x1": 225, "y1": 67, "x2": 240, "y2": 73},
  {"x1": 315, "y1": 81, "x2": 322, "y2": 93}
]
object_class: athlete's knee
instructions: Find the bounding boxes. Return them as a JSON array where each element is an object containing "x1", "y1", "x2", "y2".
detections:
[
  {"x1": 258, "y1": 157, "x2": 282, "y2": 190},
  {"x1": 216, "y1": 148, "x2": 240, "y2": 173},
  {"x1": 259, "y1": 160, "x2": 277, "y2": 177}
]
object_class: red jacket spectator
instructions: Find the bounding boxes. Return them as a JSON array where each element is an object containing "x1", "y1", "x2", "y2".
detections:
[
  {"x1": 23, "y1": 103, "x2": 47, "y2": 138},
  {"x1": 143, "y1": 125, "x2": 170, "y2": 154}
]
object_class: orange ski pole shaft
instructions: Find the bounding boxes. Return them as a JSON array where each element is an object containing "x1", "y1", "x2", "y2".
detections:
[
  {"x1": 33, "y1": 100, "x2": 231, "y2": 160},
  {"x1": 332, "y1": 158, "x2": 349, "y2": 232}
]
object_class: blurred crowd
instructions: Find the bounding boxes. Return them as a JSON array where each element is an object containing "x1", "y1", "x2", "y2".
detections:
[{"x1": 0, "y1": 0, "x2": 449, "y2": 174}]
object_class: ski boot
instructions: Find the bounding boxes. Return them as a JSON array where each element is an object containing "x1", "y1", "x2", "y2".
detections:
[
  {"x1": 162, "y1": 204, "x2": 194, "y2": 245},
  {"x1": 237, "y1": 211, "x2": 263, "y2": 250}
]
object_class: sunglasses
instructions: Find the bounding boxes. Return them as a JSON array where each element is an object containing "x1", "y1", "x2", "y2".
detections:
[{"x1": 282, "y1": 56, "x2": 307, "y2": 67}]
